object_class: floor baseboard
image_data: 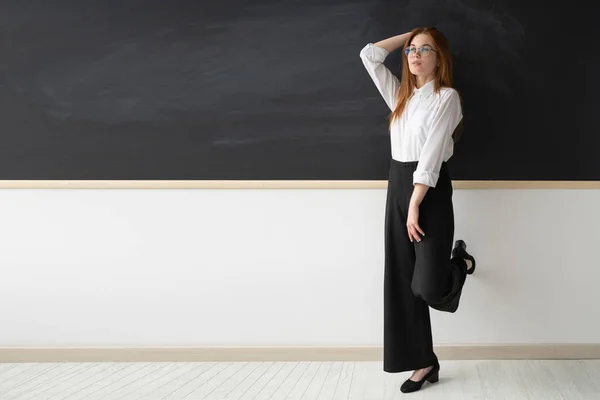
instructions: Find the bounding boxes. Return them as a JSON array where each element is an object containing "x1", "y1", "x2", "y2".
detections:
[{"x1": 1, "y1": 344, "x2": 599, "y2": 363}]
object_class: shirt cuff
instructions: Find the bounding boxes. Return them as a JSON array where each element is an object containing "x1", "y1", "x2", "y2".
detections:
[
  {"x1": 359, "y1": 43, "x2": 389, "y2": 62},
  {"x1": 413, "y1": 170, "x2": 439, "y2": 187}
]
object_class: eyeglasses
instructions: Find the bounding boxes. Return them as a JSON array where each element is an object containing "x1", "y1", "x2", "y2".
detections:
[{"x1": 404, "y1": 46, "x2": 437, "y2": 57}]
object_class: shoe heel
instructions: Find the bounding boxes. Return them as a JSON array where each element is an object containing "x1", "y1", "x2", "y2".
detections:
[
  {"x1": 427, "y1": 371, "x2": 439, "y2": 383},
  {"x1": 452, "y1": 240, "x2": 476, "y2": 275}
]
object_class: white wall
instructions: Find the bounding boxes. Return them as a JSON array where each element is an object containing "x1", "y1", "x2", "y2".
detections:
[{"x1": 1, "y1": 187, "x2": 599, "y2": 347}]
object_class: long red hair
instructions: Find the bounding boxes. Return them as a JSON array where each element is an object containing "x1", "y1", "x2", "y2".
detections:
[{"x1": 389, "y1": 27, "x2": 463, "y2": 141}]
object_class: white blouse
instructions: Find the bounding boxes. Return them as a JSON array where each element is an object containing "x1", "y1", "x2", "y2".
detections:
[{"x1": 359, "y1": 43, "x2": 463, "y2": 188}]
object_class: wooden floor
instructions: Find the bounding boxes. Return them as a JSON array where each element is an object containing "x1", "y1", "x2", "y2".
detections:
[{"x1": 0, "y1": 360, "x2": 599, "y2": 400}]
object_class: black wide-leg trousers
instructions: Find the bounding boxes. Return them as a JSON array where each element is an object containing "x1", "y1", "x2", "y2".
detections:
[{"x1": 383, "y1": 159, "x2": 468, "y2": 373}]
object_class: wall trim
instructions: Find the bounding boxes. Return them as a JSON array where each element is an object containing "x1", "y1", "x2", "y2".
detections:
[
  {"x1": 1, "y1": 344, "x2": 599, "y2": 363},
  {"x1": 1, "y1": 180, "x2": 600, "y2": 190}
]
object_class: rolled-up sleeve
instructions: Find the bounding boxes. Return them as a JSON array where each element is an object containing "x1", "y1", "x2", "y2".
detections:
[
  {"x1": 413, "y1": 90, "x2": 462, "y2": 187},
  {"x1": 359, "y1": 43, "x2": 400, "y2": 111}
]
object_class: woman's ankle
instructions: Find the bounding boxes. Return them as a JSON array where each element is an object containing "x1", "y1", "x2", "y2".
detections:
[{"x1": 465, "y1": 259, "x2": 473, "y2": 270}]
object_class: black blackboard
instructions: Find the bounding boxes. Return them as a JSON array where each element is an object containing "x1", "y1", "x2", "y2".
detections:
[{"x1": 1, "y1": 0, "x2": 599, "y2": 181}]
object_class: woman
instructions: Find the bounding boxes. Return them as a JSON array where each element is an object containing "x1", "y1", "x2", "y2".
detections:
[{"x1": 359, "y1": 27, "x2": 477, "y2": 393}]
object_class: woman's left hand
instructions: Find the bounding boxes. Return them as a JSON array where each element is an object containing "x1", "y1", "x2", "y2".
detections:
[{"x1": 407, "y1": 204, "x2": 425, "y2": 242}]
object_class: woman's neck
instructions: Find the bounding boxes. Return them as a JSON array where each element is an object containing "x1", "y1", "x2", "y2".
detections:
[{"x1": 415, "y1": 75, "x2": 435, "y2": 88}]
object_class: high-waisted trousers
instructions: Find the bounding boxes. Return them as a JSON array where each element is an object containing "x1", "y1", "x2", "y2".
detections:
[{"x1": 383, "y1": 159, "x2": 468, "y2": 373}]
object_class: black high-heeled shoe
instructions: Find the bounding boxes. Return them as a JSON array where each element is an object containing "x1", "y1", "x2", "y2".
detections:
[
  {"x1": 400, "y1": 362, "x2": 440, "y2": 393},
  {"x1": 451, "y1": 239, "x2": 476, "y2": 274}
]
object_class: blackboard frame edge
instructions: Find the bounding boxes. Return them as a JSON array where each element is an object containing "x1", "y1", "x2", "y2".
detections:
[{"x1": 1, "y1": 181, "x2": 600, "y2": 189}]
